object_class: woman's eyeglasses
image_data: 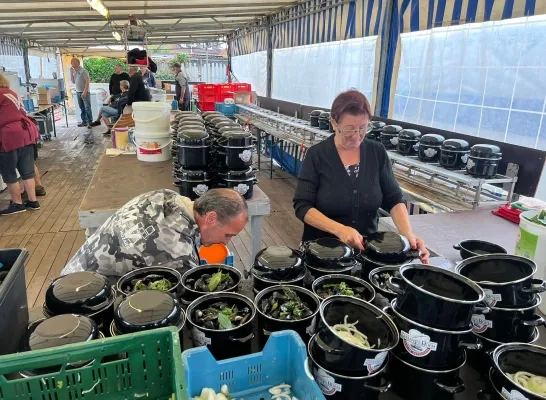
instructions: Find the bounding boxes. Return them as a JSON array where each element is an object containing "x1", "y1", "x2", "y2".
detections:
[{"x1": 332, "y1": 120, "x2": 371, "y2": 137}]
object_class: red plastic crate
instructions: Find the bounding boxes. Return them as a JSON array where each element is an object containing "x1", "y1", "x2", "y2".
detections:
[
  {"x1": 216, "y1": 92, "x2": 234, "y2": 102},
  {"x1": 198, "y1": 84, "x2": 216, "y2": 95},
  {"x1": 199, "y1": 94, "x2": 217, "y2": 103},
  {"x1": 233, "y1": 83, "x2": 251, "y2": 92},
  {"x1": 199, "y1": 102, "x2": 216, "y2": 111},
  {"x1": 216, "y1": 84, "x2": 235, "y2": 94}
]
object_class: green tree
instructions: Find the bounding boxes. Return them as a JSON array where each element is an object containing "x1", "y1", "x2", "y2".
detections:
[
  {"x1": 83, "y1": 58, "x2": 127, "y2": 83},
  {"x1": 169, "y1": 53, "x2": 190, "y2": 68}
]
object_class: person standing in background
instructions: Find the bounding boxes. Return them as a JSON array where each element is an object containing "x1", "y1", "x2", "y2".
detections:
[
  {"x1": 70, "y1": 58, "x2": 93, "y2": 128},
  {"x1": 140, "y1": 66, "x2": 156, "y2": 89},
  {"x1": 173, "y1": 62, "x2": 190, "y2": 111},
  {"x1": 0, "y1": 74, "x2": 40, "y2": 215},
  {"x1": 108, "y1": 64, "x2": 129, "y2": 97},
  {"x1": 127, "y1": 66, "x2": 150, "y2": 105}
]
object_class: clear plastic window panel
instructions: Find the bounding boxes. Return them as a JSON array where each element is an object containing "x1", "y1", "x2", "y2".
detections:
[
  {"x1": 393, "y1": 15, "x2": 546, "y2": 152},
  {"x1": 271, "y1": 37, "x2": 378, "y2": 108},
  {"x1": 0, "y1": 55, "x2": 25, "y2": 79},
  {"x1": 231, "y1": 51, "x2": 268, "y2": 97}
]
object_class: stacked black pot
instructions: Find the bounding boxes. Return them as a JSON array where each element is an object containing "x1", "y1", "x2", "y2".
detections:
[
  {"x1": 465, "y1": 144, "x2": 503, "y2": 178},
  {"x1": 309, "y1": 296, "x2": 397, "y2": 399},
  {"x1": 172, "y1": 112, "x2": 213, "y2": 200},
  {"x1": 456, "y1": 254, "x2": 546, "y2": 376},
  {"x1": 384, "y1": 264, "x2": 490, "y2": 399},
  {"x1": 397, "y1": 129, "x2": 422, "y2": 156},
  {"x1": 380, "y1": 125, "x2": 403, "y2": 150},
  {"x1": 365, "y1": 121, "x2": 386, "y2": 142},
  {"x1": 250, "y1": 246, "x2": 306, "y2": 294},
  {"x1": 416, "y1": 134, "x2": 445, "y2": 163},
  {"x1": 309, "y1": 110, "x2": 324, "y2": 128}
]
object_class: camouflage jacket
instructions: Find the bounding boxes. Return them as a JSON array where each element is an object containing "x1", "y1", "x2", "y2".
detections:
[{"x1": 62, "y1": 189, "x2": 201, "y2": 277}]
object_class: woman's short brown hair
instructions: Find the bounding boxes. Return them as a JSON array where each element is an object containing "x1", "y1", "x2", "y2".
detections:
[
  {"x1": 330, "y1": 89, "x2": 372, "y2": 122},
  {"x1": 0, "y1": 74, "x2": 10, "y2": 89}
]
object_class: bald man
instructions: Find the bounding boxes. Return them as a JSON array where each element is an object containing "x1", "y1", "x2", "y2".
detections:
[{"x1": 70, "y1": 58, "x2": 93, "y2": 128}]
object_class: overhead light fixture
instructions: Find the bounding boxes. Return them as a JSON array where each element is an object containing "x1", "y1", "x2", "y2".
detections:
[
  {"x1": 87, "y1": 0, "x2": 110, "y2": 19},
  {"x1": 112, "y1": 31, "x2": 122, "y2": 41}
]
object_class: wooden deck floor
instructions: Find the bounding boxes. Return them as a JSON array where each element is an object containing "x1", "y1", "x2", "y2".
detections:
[{"x1": 0, "y1": 117, "x2": 303, "y2": 309}]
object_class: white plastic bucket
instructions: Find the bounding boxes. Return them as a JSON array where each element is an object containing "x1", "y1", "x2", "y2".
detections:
[
  {"x1": 515, "y1": 210, "x2": 546, "y2": 312},
  {"x1": 132, "y1": 102, "x2": 171, "y2": 137},
  {"x1": 133, "y1": 133, "x2": 171, "y2": 162}
]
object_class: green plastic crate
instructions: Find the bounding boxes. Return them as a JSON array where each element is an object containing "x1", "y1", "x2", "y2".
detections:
[{"x1": 0, "y1": 327, "x2": 186, "y2": 400}]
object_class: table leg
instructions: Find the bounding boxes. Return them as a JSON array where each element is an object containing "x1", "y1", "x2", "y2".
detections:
[
  {"x1": 51, "y1": 107, "x2": 57, "y2": 137},
  {"x1": 249, "y1": 215, "x2": 263, "y2": 270},
  {"x1": 64, "y1": 100, "x2": 69, "y2": 127}
]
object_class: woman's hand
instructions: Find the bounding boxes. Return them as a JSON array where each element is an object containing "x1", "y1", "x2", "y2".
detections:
[
  {"x1": 335, "y1": 226, "x2": 364, "y2": 250},
  {"x1": 407, "y1": 235, "x2": 429, "y2": 264}
]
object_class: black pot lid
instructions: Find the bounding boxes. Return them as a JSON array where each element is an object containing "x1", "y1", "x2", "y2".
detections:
[
  {"x1": 399, "y1": 129, "x2": 422, "y2": 140},
  {"x1": 175, "y1": 168, "x2": 210, "y2": 181},
  {"x1": 369, "y1": 121, "x2": 386, "y2": 131},
  {"x1": 45, "y1": 271, "x2": 113, "y2": 315},
  {"x1": 310, "y1": 110, "x2": 324, "y2": 117},
  {"x1": 304, "y1": 238, "x2": 354, "y2": 266},
  {"x1": 253, "y1": 246, "x2": 304, "y2": 279},
  {"x1": 442, "y1": 139, "x2": 470, "y2": 151},
  {"x1": 218, "y1": 167, "x2": 255, "y2": 180},
  {"x1": 218, "y1": 126, "x2": 243, "y2": 133},
  {"x1": 366, "y1": 232, "x2": 411, "y2": 259},
  {"x1": 470, "y1": 144, "x2": 502, "y2": 158},
  {"x1": 114, "y1": 290, "x2": 182, "y2": 334},
  {"x1": 203, "y1": 114, "x2": 223, "y2": 122},
  {"x1": 179, "y1": 121, "x2": 204, "y2": 128},
  {"x1": 223, "y1": 130, "x2": 252, "y2": 139},
  {"x1": 420, "y1": 133, "x2": 445, "y2": 146},
  {"x1": 210, "y1": 117, "x2": 229, "y2": 125},
  {"x1": 178, "y1": 130, "x2": 209, "y2": 141},
  {"x1": 319, "y1": 112, "x2": 330, "y2": 119},
  {"x1": 24, "y1": 315, "x2": 98, "y2": 352},
  {"x1": 382, "y1": 125, "x2": 403, "y2": 133}
]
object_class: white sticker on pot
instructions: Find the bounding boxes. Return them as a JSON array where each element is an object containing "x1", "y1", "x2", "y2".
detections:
[
  {"x1": 401, "y1": 329, "x2": 438, "y2": 357},
  {"x1": 233, "y1": 183, "x2": 249, "y2": 196},
  {"x1": 306, "y1": 316, "x2": 317, "y2": 336},
  {"x1": 239, "y1": 150, "x2": 252, "y2": 162},
  {"x1": 466, "y1": 158, "x2": 475, "y2": 169},
  {"x1": 424, "y1": 148, "x2": 438, "y2": 158},
  {"x1": 483, "y1": 289, "x2": 502, "y2": 307},
  {"x1": 314, "y1": 367, "x2": 342, "y2": 396},
  {"x1": 390, "y1": 137, "x2": 399, "y2": 146},
  {"x1": 501, "y1": 387, "x2": 529, "y2": 400},
  {"x1": 192, "y1": 327, "x2": 211, "y2": 346},
  {"x1": 461, "y1": 154, "x2": 469, "y2": 163},
  {"x1": 471, "y1": 314, "x2": 493, "y2": 334},
  {"x1": 364, "y1": 351, "x2": 388, "y2": 374},
  {"x1": 413, "y1": 144, "x2": 420, "y2": 151},
  {"x1": 193, "y1": 184, "x2": 209, "y2": 197}
]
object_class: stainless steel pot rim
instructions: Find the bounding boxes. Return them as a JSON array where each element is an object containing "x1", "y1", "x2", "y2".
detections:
[
  {"x1": 219, "y1": 145, "x2": 255, "y2": 149},
  {"x1": 175, "y1": 179, "x2": 212, "y2": 183},
  {"x1": 398, "y1": 138, "x2": 419, "y2": 142},
  {"x1": 43, "y1": 287, "x2": 116, "y2": 317},
  {"x1": 419, "y1": 144, "x2": 442, "y2": 148},
  {"x1": 488, "y1": 368, "x2": 508, "y2": 399},
  {"x1": 308, "y1": 334, "x2": 389, "y2": 380},
  {"x1": 254, "y1": 284, "x2": 320, "y2": 323},
  {"x1": 489, "y1": 294, "x2": 541, "y2": 311},
  {"x1": 181, "y1": 264, "x2": 241, "y2": 294},
  {"x1": 186, "y1": 292, "x2": 256, "y2": 332},
  {"x1": 251, "y1": 269, "x2": 306, "y2": 283},
  {"x1": 177, "y1": 144, "x2": 210, "y2": 149},
  {"x1": 472, "y1": 326, "x2": 540, "y2": 345},
  {"x1": 456, "y1": 254, "x2": 537, "y2": 286},
  {"x1": 222, "y1": 177, "x2": 256, "y2": 183},
  {"x1": 319, "y1": 295, "x2": 399, "y2": 353},
  {"x1": 390, "y1": 349, "x2": 467, "y2": 374},
  {"x1": 400, "y1": 264, "x2": 486, "y2": 304},
  {"x1": 441, "y1": 149, "x2": 470, "y2": 153},
  {"x1": 312, "y1": 274, "x2": 376, "y2": 301},
  {"x1": 390, "y1": 299, "x2": 473, "y2": 335},
  {"x1": 468, "y1": 155, "x2": 502, "y2": 160},
  {"x1": 304, "y1": 262, "x2": 356, "y2": 273},
  {"x1": 111, "y1": 312, "x2": 186, "y2": 336}
]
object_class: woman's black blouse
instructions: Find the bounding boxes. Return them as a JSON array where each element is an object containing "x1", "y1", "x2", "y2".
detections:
[{"x1": 293, "y1": 136, "x2": 404, "y2": 242}]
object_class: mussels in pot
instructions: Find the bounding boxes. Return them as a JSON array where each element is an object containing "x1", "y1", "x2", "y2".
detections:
[
  {"x1": 186, "y1": 268, "x2": 235, "y2": 293},
  {"x1": 194, "y1": 300, "x2": 252, "y2": 330},
  {"x1": 260, "y1": 287, "x2": 313, "y2": 320},
  {"x1": 116, "y1": 266, "x2": 182, "y2": 296},
  {"x1": 312, "y1": 274, "x2": 375, "y2": 302}
]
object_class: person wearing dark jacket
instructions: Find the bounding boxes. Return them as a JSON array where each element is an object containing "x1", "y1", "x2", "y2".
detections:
[
  {"x1": 127, "y1": 66, "x2": 150, "y2": 105},
  {"x1": 90, "y1": 80, "x2": 129, "y2": 135},
  {"x1": 293, "y1": 89, "x2": 429, "y2": 263},
  {"x1": 108, "y1": 64, "x2": 130, "y2": 96}
]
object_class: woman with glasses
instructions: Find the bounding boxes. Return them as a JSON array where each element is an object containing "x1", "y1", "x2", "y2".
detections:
[{"x1": 293, "y1": 89, "x2": 429, "y2": 263}]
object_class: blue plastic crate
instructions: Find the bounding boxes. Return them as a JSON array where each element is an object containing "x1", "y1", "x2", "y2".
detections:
[
  {"x1": 214, "y1": 102, "x2": 236, "y2": 116},
  {"x1": 182, "y1": 330, "x2": 325, "y2": 400}
]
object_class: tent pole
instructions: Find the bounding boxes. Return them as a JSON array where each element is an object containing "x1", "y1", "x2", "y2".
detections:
[{"x1": 22, "y1": 41, "x2": 31, "y2": 83}]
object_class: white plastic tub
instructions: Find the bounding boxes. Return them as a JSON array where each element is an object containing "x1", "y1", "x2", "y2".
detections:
[
  {"x1": 132, "y1": 101, "x2": 171, "y2": 136},
  {"x1": 133, "y1": 133, "x2": 171, "y2": 162}
]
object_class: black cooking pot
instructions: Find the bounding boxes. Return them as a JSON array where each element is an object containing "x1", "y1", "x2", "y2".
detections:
[
  {"x1": 477, "y1": 369, "x2": 512, "y2": 400},
  {"x1": 380, "y1": 125, "x2": 403, "y2": 150},
  {"x1": 389, "y1": 351, "x2": 466, "y2": 400},
  {"x1": 309, "y1": 335, "x2": 391, "y2": 400},
  {"x1": 471, "y1": 295, "x2": 544, "y2": 342},
  {"x1": 43, "y1": 271, "x2": 116, "y2": 330},
  {"x1": 116, "y1": 266, "x2": 182, "y2": 297},
  {"x1": 303, "y1": 238, "x2": 357, "y2": 270},
  {"x1": 252, "y1": 268, "x2": 306, "y2": 295},
  {"x1": 359, "y1": 251, "x2": 406, "y2": 285},
  {"x1": 254, "y1": 285, "x2": 320, "y2": 346},
  {"x1": 466, "y1": 144, "x2": 503, "y2": 178},
  {"x1": 368, "y1": 266, "x2": 401, "y2": 301},
  {"x1": 180, "y1": 264, "x2": 241, "y2": 305},
  {"x1": 386, "y1": 264, "x2": 488, "y2": 330},
  {"x1": 218, "y1": 141, "x2": 254, "y2": 169},
  {"x1": 253, "y1": 246, "x2": 305, "y2": 281},
  {"x1": 397, "y1": 129, "x2": 422, "y2": 155},
  {"x1": 312, "y1": 274, "x2": 375, "y2": 303},
  {"x1": 318, "y1": 112, "x2": 331, "y2": 131},
  {"x1": 363, "y1": 231, "x2": 420, "y2": 264},
  {"x1": 215, "y1": 167, "x2": 258, "y2": 199},
  {"x1": 173, "y1": 168, "x2": 212, "y2": 200},
  {"x1": 490, "y1": 343, "x2": 546, "y2": 400},
  {"x1": 456, "y1": 254, "x2": 545, "y2": 308},
  {"x1": 453, "y1": 240, "x2": 507, "y2": 260},
  {"x1": 467, "y1": 327, "x2": 540, "y2": 378},
  {"x1": 439, "y1": 139, "x2": 470, "y2": 170},
  {"x1": 187, "y1": 292, "x2": 255, "y2": 360},
  {"x1": 310, "y1": 110, "x2": 323, "y2": 127},
  {"x1": 314, "y1": 296, "x2": 398, "y2": 374},
  {"x1": 365, "y1": 121, "x2": 386, "y2": 142},
  {"x1": 386, "y1": 299, "x2": 481, "y2": 370},
  {"x1": 19, "y1": 314, "x2": 103, "y2": 377},
  {"x1": 417, "y1": 134, "x2": 445, "y2": 162}
]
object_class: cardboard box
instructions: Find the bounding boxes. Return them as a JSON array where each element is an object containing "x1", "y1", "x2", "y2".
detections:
[
  {"x1": 37, "y1": 87, "x2": 50, "y2": 96},
  {"x1": 166, "y1": 94, "x2": 175, "y2": 101},
  {"x1": 38, "y1": 94, "x2": 51, "y2": 105},
  {"x1": 234, "y1": 91, "x2": 252, "y2": 105}
]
